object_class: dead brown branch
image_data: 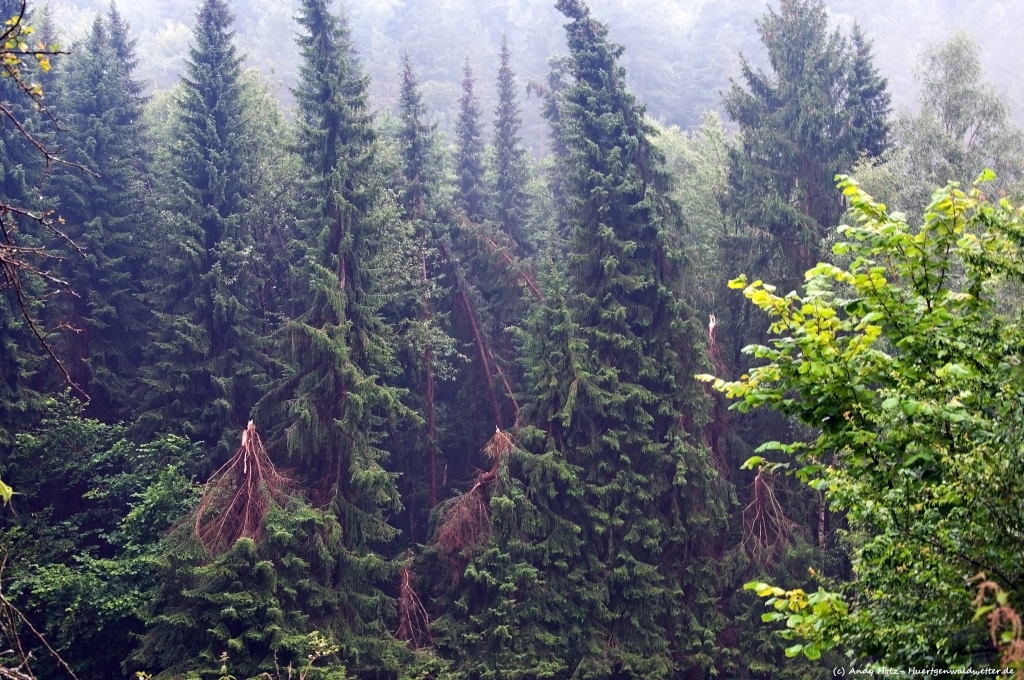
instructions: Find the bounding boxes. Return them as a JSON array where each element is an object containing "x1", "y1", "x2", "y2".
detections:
[
  {"x1": 395, "y1": 559, "x2": 431, "y2": 649},
  {"x1": 457, "y1": 288, "x2": 503, "y2": 429},
  {"x1": 488, "y1": 347, "x2": 521, "y2": 416},
  {"x1": 741, "y1": 469, "x2": 793, "y2": 567},
  {"x1": 432, "y1": 485, "x2": 492, "y2": 565},
  {"x1": 430, "y1": 429, "x2": 514, "y2": 576},
  {"x1": 194, "y1": 421, "x2": 292, "y2": 556},
  {"x1": 971, "y1": 574, "x2": 1024, "y2": 668}
]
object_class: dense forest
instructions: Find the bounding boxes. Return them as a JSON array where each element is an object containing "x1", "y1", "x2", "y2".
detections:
[{"x1": 0, "y1": 0, "x2": 1022, "y2": 678}]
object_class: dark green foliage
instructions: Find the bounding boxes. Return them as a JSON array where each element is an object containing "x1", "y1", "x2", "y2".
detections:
[
  {"x1": 722, "y1": 0, "x2": 890, "y2": 277},
  {"x1": 136, "y1": 0, "x2": 270, "y2": 461},
  {"x1": 846, "y1": 25, "x2": 889, "y2": 160},
  {"x1": 0, "y1": 394, "x2": 199, "y2": 678},
  {"x1": 530, "y1": 54, "x2": 573, "y2": 238},
  {"x1": 0, "y1": 0, "x2": 52, "y2": 450},
  {"x1": 432, "y1": 257, "x2": 591, "y2": 679},
  {"x1": 397, "y1": 54, "x2": 441, "y2": 223},
  {"x1": 437, "y1": 2, "x2": 730, "y2": 676},
  {"x1": 454, "y1": 58, "x2": 486, "y2": 223},
  {"x1": 133, "y1": 506, "x2": 351, "y2": 679},
  {"x1": 492, "y1": 36, "x2": 530, "y2": 252},
  {"x1": 390, "y1": 53, "x2": 468, "y2": 533},
  {"x1": 252, "y1": 0, "x2": 408, "y2": 666},
  {"x1": 540, "y1": 3, "x2": 729, "y2": 672},
  {"x1": 12, "y1": 0, "x2": 1018, "y2": 675},
  {"x1": 47, "y1": 14, "x2": 152, "y2": 421},
  {"x1": 107, "y1": 2, "x2": 143, "y2": 87},
  {"x1": 714, "y1": 9, "x2": 892, "y2": 626}
]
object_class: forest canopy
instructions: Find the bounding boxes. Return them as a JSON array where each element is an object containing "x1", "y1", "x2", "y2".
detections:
[{"x1": 0, "y1": 0, "x2": 1022, "y2": 678}]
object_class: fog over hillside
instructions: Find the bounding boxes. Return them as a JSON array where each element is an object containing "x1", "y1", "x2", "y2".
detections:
[{"x1": 48, "y1": 0, "x2": 1023, "y2": 148}]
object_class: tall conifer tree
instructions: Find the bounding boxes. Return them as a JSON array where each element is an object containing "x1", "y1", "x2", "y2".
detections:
[
  {"x1": 454, "y1": 58, "x2": 486, "y2": 222},
  {"x1": 107, "y1": 2, "x2": 144, "y2": 95},
  {"x1": 438, "y1": 2, "x2": 729, "y2": 676},
  {"x1": 398, "y1": 55, "x2": 435, "y2": 222},
  {"x1": 492, "y1": 36, "x2": 531, "y2": 251},
  {"x1": 394, "y1": 54, "x2": 462, "y2": 525},
  {"x1": 48, "y1": 14, "x2": 152, "y2": 421},
  {"x1": 845, "y1": 24, "x2": 890, "y2": 160},
  {"x1": 255, "y1": 0, "x2": 407, "y2": 662},
  {"x1": 136, "y1": 0, "x2": 267, "y2": 460},
  {"x1": 721, "y1": 0, "x2": 890, "y2": 275}
]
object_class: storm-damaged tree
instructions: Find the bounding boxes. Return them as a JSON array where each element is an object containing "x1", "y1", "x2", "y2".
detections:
[
  {"x1": 433, "y1": 1, "x2": 730, "y2": 676},
  {"x1": 254, "y1": 0, "x2": 412, "y2": 667}
]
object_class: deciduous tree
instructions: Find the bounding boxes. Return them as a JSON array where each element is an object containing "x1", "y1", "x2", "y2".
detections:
[{"x1": 707, "y1": 175, "x2": 1024, "y2": 667}]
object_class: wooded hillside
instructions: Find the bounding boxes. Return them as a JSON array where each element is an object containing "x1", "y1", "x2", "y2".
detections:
[{"x1": 1, "y1": 0, "x2": 1022, "y2": 677}]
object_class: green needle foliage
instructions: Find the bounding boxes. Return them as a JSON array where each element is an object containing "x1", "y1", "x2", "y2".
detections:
[
  {"x1": 722, "y1": 0, "x2": 890, "y2": 280},
  {"x1": 254, "y1": 0, "x2": 409, "y2": 667},
  {"x1": 5, "y1": 0, "x2": 1023, "y2": 676},
  {"x1": 133, "y1": 504, "x2": 350, "y2": 679},
  {"x1": 47, "y1": 11, "x2": 152, "y2": 422},
  {"x1": 491, "y1": 36, "x2": 530, "y2": 252},
  {"x1": 454, "y1": 58, "x2": 486, "y2": 223},
  {"x1": 135, "y1": 0, "x2": 270, "y2": 462},
  {"x1": 0, "y1": 0, "x2": 52, "y2": 451},
  {"x1": 437, "y1": 1, "x2": 730, "y2": 676}
]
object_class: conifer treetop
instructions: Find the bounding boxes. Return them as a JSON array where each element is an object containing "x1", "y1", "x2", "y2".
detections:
[
  {"x1": 455, "y1": 55, "x2": 486, "y2": 221},
  {"x1": 492, "y1": 34, "x2": 530, "y2": 250}
]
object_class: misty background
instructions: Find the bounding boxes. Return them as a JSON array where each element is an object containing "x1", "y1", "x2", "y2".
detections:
[{"x1": 47, "y1": 0, "x2": 1024, "y2": 150}]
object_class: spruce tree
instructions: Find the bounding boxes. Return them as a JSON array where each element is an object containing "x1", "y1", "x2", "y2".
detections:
[
  {"x1": 395, "y1": 55, "x2": 517, "y2": 528},
  {"x1": 715, "y1": 5, "x2": 891, "y2": 675},
  {"x1": 439, "y1": 1, "x2": 729, "y2": 676},
  {"x1": 845, "y1": 24, "x2": 890, "y2": 160},
  {"x1": 48, "y1": 14, "x2": 152, "y2": 421},
  {"x1": 136, "y1": 0, "x2": 268, "y2": 461},
  {"x1": 392, "y1": 54, "x2": 472, "y2": 534},
  {"x1": 107, "y1": 2, "x2": 145, "y2": 97},
  {"x1": 254, "y1": 0, "x2": 407, "y2": 663},
  {"x1": 398, "y1": 54, "x2": 435, "y2": 223},
  {"x1": 454, "y1": 57, "x2": 486, "y2": 223},
  {"x1": 492, "y1": 36, "x2": 531, "y2": 251},
  {"x1": 134, "y1": 502, "x2": 350, "y2": 678},
  {"x1": 721, "y1": 0, "x2": 890, "y2": 276}
]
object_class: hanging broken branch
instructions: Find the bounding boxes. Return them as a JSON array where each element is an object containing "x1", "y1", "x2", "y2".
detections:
[
  {"x1": 395, "y1": 557, "x2": 432, "y2": 650},
  {"x1": 193, "y1": 421, "x2": 292, "y2": 555},
  {"x1": 430, "y1": 429, "x2": 514, "y2": 576},
  {"x1": 457, "y1": 215, "x2": 542, "y2": 301},
  {"x1": 741, "y1": 469, "x2": 794, "y2": 567}
]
